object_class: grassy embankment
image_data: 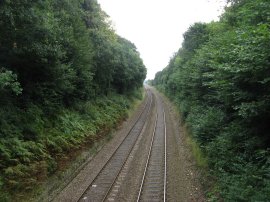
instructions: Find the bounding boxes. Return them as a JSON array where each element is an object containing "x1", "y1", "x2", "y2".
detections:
[{"x1": 0, "y1": 89, "x2": 144, "y2": 201}]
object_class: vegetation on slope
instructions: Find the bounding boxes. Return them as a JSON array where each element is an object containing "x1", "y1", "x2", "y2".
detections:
[
  {"x1": 0, "y1": 0, "x2": 146, "y2": 200},
  {"x1": 153, "y1": 0, "x2": 270, "y2": 200}
]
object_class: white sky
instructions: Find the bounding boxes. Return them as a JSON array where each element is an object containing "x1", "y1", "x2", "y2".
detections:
[{"x1": 97, "y1": 0, "x2": 226, "y2": 80}]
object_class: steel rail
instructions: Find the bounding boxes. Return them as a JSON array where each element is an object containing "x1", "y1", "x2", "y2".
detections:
[
  {"x1": 77, "y1": 89, "x2": 153, "y2": 202},
  {"x1": 163, "y1": 107, "x2": 167, "y2": 202},
  {"x1": 136, "y1": 112, "x2": 158, "y2": 202},
  {"x1": 136, "y1": 95, "x2": 167, "y2": 202},
  {"x1": 100, "y1": 91, "x2": 153, "y2": 202}
]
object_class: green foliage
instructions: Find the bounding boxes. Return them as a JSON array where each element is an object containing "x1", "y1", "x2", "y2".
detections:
[
  {"x1": 154, "y1": 0, "x2": 270, "y2": 200},
  {"x1": 186, "y1": 133, "x2": 208, "y2": 168},
  {"x1": 0, "y1": 92, "x2": 138, "y2": 200},
  {"x1": 0, "y1": 0, "x2": 146, "y2": 200},
  {"x1": 0, "y1": 68, "x2": 22, "y2": 95},
  {"x1": 186, "y1": 106, "x2": 226, "y2": 144}
]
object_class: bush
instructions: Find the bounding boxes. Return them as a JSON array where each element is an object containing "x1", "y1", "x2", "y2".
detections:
[
  {"x1": 186, "y1": 106, "x2": 226, "y2": 144},
  {"x1": 0, "y1": 90, "x2": 142, "y2": 200}
]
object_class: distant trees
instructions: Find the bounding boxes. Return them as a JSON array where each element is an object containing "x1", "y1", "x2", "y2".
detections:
[
  {"x1": 112, "y1": 37, "x2": 146, "y2": 94},
  {"x1": 154, "y1": 0, "x2": 270, "y2": 200}
]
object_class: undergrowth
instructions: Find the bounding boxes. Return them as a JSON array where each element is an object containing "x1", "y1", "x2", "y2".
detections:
[
  {"x1": 185, "y1": 128, "x2": 208, "y2": 169},
  {"x1": 0, "y1": 90, "x2": 142, "y2": 201},
  {"x1": 157, "y1": 84, "x2": 270, "y2": 201}
]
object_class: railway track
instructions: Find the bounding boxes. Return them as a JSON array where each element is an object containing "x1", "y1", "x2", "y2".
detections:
[
  {"x1": 137, "y1": 94, "x2": 167, "y2": 202},
  {"x1": 52, "y1": 87, "x2": 202, "y2": 202},
  {"x1": 77, "y1": 89, "x2": 153, "y2": 202}
]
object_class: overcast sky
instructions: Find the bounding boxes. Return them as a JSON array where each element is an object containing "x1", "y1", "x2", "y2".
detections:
[{"x1": 97, "y1": 0, "x2": 227, "y2": 80}]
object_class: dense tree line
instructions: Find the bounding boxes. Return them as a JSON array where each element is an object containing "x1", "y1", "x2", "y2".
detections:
[
  {"x1": 0, "y1": 0, "x2": 146, "y2": 200},
  {"x1": 153, "y1": 0, "x2": 270, "y2": 200}
]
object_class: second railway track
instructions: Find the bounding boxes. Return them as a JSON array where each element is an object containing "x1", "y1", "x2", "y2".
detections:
[
  {"x1": 52, "y1": 87, "x2": 203, "y2": 202},
  {"x1": 77, "y1": 89, "x2": 153, "y2": 202}
]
